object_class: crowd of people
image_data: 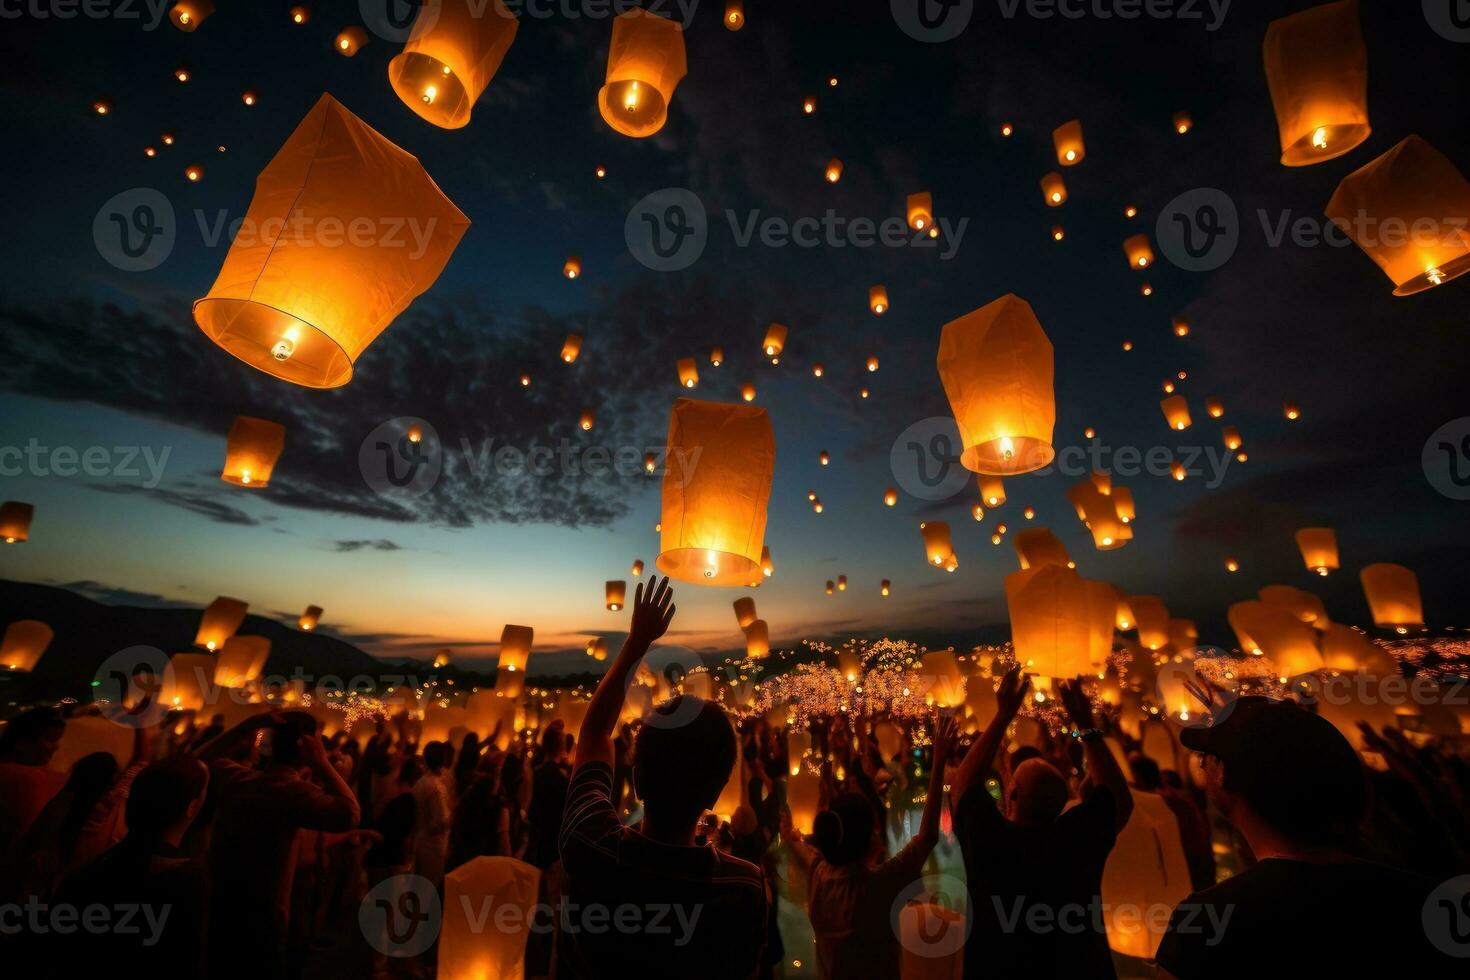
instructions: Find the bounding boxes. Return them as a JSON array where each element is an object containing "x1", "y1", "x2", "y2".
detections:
[{"x1": 0, "y1": 576, "x2": 1465, "y2": 978}]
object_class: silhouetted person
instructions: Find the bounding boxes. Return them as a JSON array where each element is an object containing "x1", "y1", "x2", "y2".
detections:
[
  {"x1": 412, "y1": 740, "x2": 452, "y2": 886},
  {"x1": 1156, "y1": 696, "x2": 1451, "y2": 978},
  {"x1": 949, "y1": 669, "x2": 1133, "y2": 980},
  {"x1": 1129, "y1": 755, "x2": 1215, "y2": 890},
  {"x1": 559, "y1": 577, "x2": 767, "y2": 978},
  {"x1": 527, "y1": 720, "x2": 570, "y2": 869},
  {"x1": 0, "y1": 707, "x2": 66, "y2": 853}
]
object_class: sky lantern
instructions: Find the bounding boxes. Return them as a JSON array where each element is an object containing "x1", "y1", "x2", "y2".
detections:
[
  {"x1": 1052, "y1": 120, "x2": 1085, "y2": 165},
  {"x1": 290, "y1": 6, "x2": 310, "y2": 24},
  {"x1": 440, "y1": 857, "x2": 540, "y2": 980},
  {"x1": 825, "y1": 581, "x2": 835, "y2": 595},
  {"x1": 1283, "y1": 400, "x2": 1300, "y2": 420},
  {"x1": 563, "y1": 257, "x2": 581, "y2": 279},
  {"x1": 724, "y1": 0, "x2": 744, "y2": 29},
  {"x1": 733, "y1": 597, "x2": 757, "y2": 629},
  {"x1": 1112, "y1": 487, "x2": 1135, "y2": 524},
  {"x1": 979, "y1": 475, "x2": 1006, "y2": 508},
  {"x1": 1041, "y1": 173, "x2": 1067, "y2": 206},
  {"x1": 881, "y1": 580, "x2": 891, "y2": 597},
  {"x1": 1, "y1": 621, "x2": 53, "y2": 673},
  {"x1": 866, "y1": 355, "x2": 879, "y2": 372},
  {"x1": 676, "y1": 357, "x2": 699, "y2": 388},
  {"x1": 803, "y1": 96, "x2": 816, "y2": 114},
  {"x1": 938, "y1": 294, "x2": 1056, "y2": 475},
  {"x1": 1052, "y1": 226, "x2": 1065, "y2": 242},
  {"x1": 1159, "y1": 395, "x2": 1191, "y2": 431},
  {"x1": 193, "y1": 95, "x2": 468, "y2": 388},
  {"x1": 1113, "y1": 593, "x2": 1135, "y2": 632},
  {"x1": 761, "y1": 545, "x2": 774, "y2": 577},
  {"x1": 169, "y1": 0, "x2": 212, "y2": 31},
  {"x1": 1360, "y1": 563, "x2": 1424, "y2": 632},
  {"x1": 335, "y1": 27, "x2": 369, "y2": 56},
  {"x1": 906, "y1": 192, "x2": 933, "y2": 232},
  {"x1": 1128, "y1": 596, "x2": 1170, "y2": 651},
  {"x1": 587, "y1": 637, "x2": 608, "y2": 661},
  {"x1": 738, "y1": 382, "x2": 756, "y2": 403},
  {"x1": 787, "y1": 767, "x2": 821, "y2": 834},
  {"x1": 762, "y1": 323, "x2": 788, "y2": 357},
  {"x1": 0, "y1": 502, "x2": 33, "y2": 544},
  {"x1": 93, "y1": 98, "x2": 112, "y2": 115},
  {"x1": 220, "y1": 416, "x2": 286, "y2": 488},
  {"x1": 1172, "y1": 317, "x2": 1190, "y2": 337},
  {"x1": 1259, "y1": 585, "x2": 1329, "y2": 630},
  {"x1": 1325, "y1": 135, "x2": 1470, "y2": 295},
  {"x1": 1090, "y1": 471, "x2": 1112, "y2": 496},
  {"x1": 598, "y1": 8, "x2": 687, "y2": 138},
  {"x1": 579, "y1": 409, "x2": 595, "y2": 431},
  {"x1": 1101, "y1": 793, "x2": 1193, "y2": 959},
  {"x1": 1222, "y1": 425, "x2": 1243, "y2": 452},
  {"x1": 215, "y1": 635, "x2": 270, "y2": 689},
  {"x1": 1123, "y1": 234, "x2": 1155, "y2": 270},
  {"x1": 643, "y1": 453, "x2": 657, "y2": 474},
  {"x1": 818, "y1": 450, "x2": 830, "y2": 466},
  {"x1": 922, "y1": 650, "x2": 966, "y2": 708},
  {"x1": 163, "y1": 653, "x2": 215, "y2": 712},
  {"x1": 1172, "y1": 111, "x2": 1193, "y2": 135},
  {"x1": 605, "y1": 580, "x2": 626, "y2": 611},
  {"x1": 709, "y1": 346, "x2": 724, "y2": 366},
  {"x1": 242, "y1": 90, "x2": 259, "y2": 107},
  {"x1": 1263, "y1": 0, "x2": 1370, "y2": 166},
  {"x1": 825, "y1": 159, "x2": 843, "y2": 183},
  {"x1": 744, "y1": 619, "x2": 770, "y2": 659},
  {"x1": 1230, "y1": 601, "x2": 1323, "y2": 676},
  {"x1": 836, "y1": 575, "x2": 848, "y2": 591},
  {"x1": 1068, "y1": 482, "x2": 1127, "y2": 550},
  {"x1": 1170, "y1": 461, "x2": 1187, "y2": 481},
  {"x1": 173, "y1": 65, "x2": 192, "y2": 83},
  {"x1": 884, "y1": 487, "x2": 898, "y2": 506},
  {"x1": 1013, "y1": 527, "x2": 1070, "y2": 571},
  {"x1": 631, "y1": 559, "x2": 644, "y2": 576},
  {"x1": 1005, "y1": 565, "x2": 1092, "y2": 678},
  {"x1": 1205, "y1": 397, "x2": 1224, "y2": 418},
  {"x1": 920, "y1": 521, "x2": 955, "y2": 570},
  {"x1": 657, "y1": 399, "x2": 774, "y2": 586},
  {"x1": 1225, "y1": 558, "x2": 1240, "y2": 573},
  {"x1": 184, "y1": 163, "x2": 204, "y2": 183},
  {"x1": 869, "y1": 285, "x2": 889, "y2": 315},
  {"x1": 1295, "y1": 527, "x2": 1339, "y2": 576},
  {"x1": 287, "y1": 608, "x2": 322, "y2": 637},
  {"x1": 972, "y1": 503, "x2": 985, "y2": 523},
  {"x1": 562, "y1": 334, "x2": 583, "y2": 362},
  {"x1": 388, "y1": 0, "x2": 519, "y2": 129},
  {"x1": 195, "y1": 596, "x2": 248, "y2": 652},
  {"x1": 1084, "y1": 581, "x2": 1117, "y2": 669},
  {"x1": 1319, "y1": 623, "x2": 1396, "y2": 675},
  {"x1": 498, "y1": 624, "x2": 533, "y2": 676}
]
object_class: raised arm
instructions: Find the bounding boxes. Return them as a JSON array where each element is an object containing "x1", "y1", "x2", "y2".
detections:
[
  {"x1": 914, "y1": 712, "x2": 958, "y2": 848},
  {"x1": 194, "y1": 710, "x2": 277, "y2": 765},
  {"x1": 948, "y1": 666, "x2": 1029, "y2": 808},
  {"x1": 575, "y1": 576, "x2": 676, "y2": 770},
  {"x1": 1058, "y1": 677, "x2": 1132, "y2": 831}
]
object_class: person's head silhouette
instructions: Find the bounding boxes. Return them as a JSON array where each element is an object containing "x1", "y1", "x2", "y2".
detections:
[{"x1": 632, "y1": 695, "x2": 736, "y2": 840}]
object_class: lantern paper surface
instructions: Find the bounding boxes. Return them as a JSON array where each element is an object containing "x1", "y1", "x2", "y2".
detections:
[
  {"x1": 1320, "y1": 623, "x2": 1396, "y2": 675},
  {"x1": 605, "y1": 580, "x2": 626, "y2": 611},
  {"x1": 1325, "y1": 135, "x2": 1470, "y2": 295},
  {"x1": 869, "y1": 285, "x2": 889, "y2": 314},
  {"x1": 1084, "y1": 580, "x2": 1117, "y2": 668},
  {"x1": 499, "y1": 625, "x2": 533, "y2": 673},
  {"x1": 1041, "y1": 172, "x2": 1067, "y2": 206},
  {"x1": 938, "y1": 294, "x2": 1056, "y2": 475},
  {"x1": 1159, "y1": 395, "x2": 1191, "y2": 431},
  {"x1": 195, "y1": 596, "x2": 248, "y2": 651},
  {"x1": 733, "y1": 597, "x2": 757, "y2": 629},
  {"x1": 676, "y1": 357, "x2": 698, "y2": 388},
  {"x1": 193, "y1": 94, "x2": 469, "y2": 388},
  {"x1": 1112, "y1": 486, "x2": 1136, "y2": 524},
  {"x1": 762, "y1": 323, "x2": 788, "y2": 356},
  {"x1": 0, "y1": 501, "x2": 33, "y2": 543},
  {"x1": 787, "y1": 768, "x2": 820, "y2": 834},
  {"x1": 906, "y1": 192, "x2": 933, "y2": 231},
  {"x1": 1123, "y1": 234, "x2": 1155, "y2": 269},
  {"x1": 1005, "y1": 565, "x2": 1092, "y2": 678},
  {"x1": 1295, "y1": 527, "x2": 1339, "y2": 575},
  {"x1": 920, "y1": 521, "x2": 955, "y2": 569},
  {"x1": 1013, "y1": 527, "x2": 1070, "y2": 571},
  {"x1": 388, "y1": 0, "x2": 520, "y2": 129},
  {"x1": 744, "y1": 619, "x2": 769, "y2": 659},
  {"x1": 299, "y1": 605, "x2": 323, "y2": 630},
  {"x1": 215, "y1": 635, "x2": 271, "y2": 688},
  {"x1": 1128, "y1": 596, "x2": 1170, "y2": 651},
  {"x1": 1, "y1": 620, "x2": 53, "y2": 672},
  {"x1": 439, "y1": 858, "x2": 540, "y2": 980},
  {"x1": 1053, "y1": 119, "x2": 1085, "y2": 165},
  {"x1": 1101, "y1": 792, "x2": 1193, "y2": 958},
  {"x1": 921, "y1": 650, "x2": 966, "y2": 708},
  {"x1": 657, "y1": 398, "x2": 775, "y2": 587},
  {"x1": 1259, "y1": 585, "x2": 1328, "y2": 629},
  {"x1": 335, "y1": 27, "x2": 368, "y2": 56},
  {"x1": 979, "y1": 475, "x2": 1006, "y2": 507},
  {"x1": 1360, "y1": 563, "x2": 1424, "y2": 629},
  {"x1": 164, "y1": 653, "x2": 217, "y2": 712},
  {"x1": 221, "y1": 415, "x2": 286, "y2": 487},
  {"x1": 598, "y1": 8, "x2": 686, "y2": 138},
  {"x1": 1229, "y1": 601, "x2": 1323, "y2": 676},
  {"x1": 1263, "y1": 0, "x2": 1370, "y2": 166}
]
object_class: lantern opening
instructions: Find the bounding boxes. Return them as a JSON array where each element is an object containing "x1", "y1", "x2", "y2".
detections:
[{"x1": 195, "y1": 298, "x2": 355, "y2": 388}]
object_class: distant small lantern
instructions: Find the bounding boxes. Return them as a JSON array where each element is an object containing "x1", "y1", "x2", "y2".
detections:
[
  {"x1": 762, "y1": 323, "x2": 788, "y2": 357},
  {"x1": 761, "y1": 546, "x2": 774, "y2": 577},
  {"x1": 195, "y1": 596, "x2": 248, "y2": 652},
  {"x1": 1, "y1": 621, "x2": 53, "y2": 673},
  {"x1": 671, "y1": 357, "x2": 698, "y2": 389},
  {"x1": 866, "y1": 355, "x2": 879, "y2": 372},
  {"x1": 1170, "y1": 462, "x2": 1187, "y2": 481},
  {"x1": 884, "y1": 487, "x2": 898, "y2": 507},
  {"x1": 1263, "y1": 0, "x2": 1370, "y2": 166},
  {"x1": 1005, "y1": 565, "x2": 1092, "y2": 677},
  {"x1": 818, "y1": 450, "x2": 830, "y2": 466},
  {"x1": 1084, "y1": 427, "x2": 1096, "y2": 439},
  {"x1": 921, "y1": 521, "x2": 955, "y2": 569},
  {"x1": 290, "y1": 6, "x2": 310, "y2": 25},
  {"x1": 598, "y1": 9, "x2": 687, "y2": 138},
  {"x1": 1295, "y1": 527, "x2": 1339, "y2": 576},
  {"x1": 1024, "y1": 506, "x2": 1037, "y2": 519},
  {"x1": 1226, "y1": 558, "x2": 1240, "y2": 572},
  {"x1": 389, "y1": 0, "x2": 521, "y2": 127},
  {"x1": 837, "y1": 575, "x2": 847, "y2": 592},
  {"x1": 741, "y1": 383, "x2": 756, "y2": 402},
  {"x1": 562, "y1": 334, "x2": 583, "y2": 363},
  {"x1": 499, "y1": 624, "x2": 533, "y2": 675},
  {"x1": 221, "y1": 416, "x2": 286, "y2": 488},
  {"x1": 881, "y1": 580, "x2": 891, "y2": 596},
  {"x1": 1124, "y1": 205, "x2": 1138, "y2": 219},
  {"x1": 173, "y1": 65, "x2": 192, "y2": 83},
  {"x1": 1325, "y1": 135, "x2": 1470, "y2": 295},
  {"x1": 1052, "y1": 226, "x2": 1065, "y2": 242},
  {"x1": 1360, "y1": 563, "x2": 1424, "y2": 632},
  {"x1": 299, "y1": 606, "x2": 323, "y2": 631},
  {"x1": 605, "y1": 581, "x2": 627, "y2": 612},
  {"x1": 216, "y1": 635, "x2": 270, "y2": 689},
  {"x1": 242, "y1": 90, "x2": 259, "y2": 107},
  {"x1": 588, "y1": 637, "x2": 608, "y2": 661},
  {"x1": 710, "y1": 347, "x2": 724, "y2": 366},
  {"x1": 1014, "y1": 527, "x2": 1071, "y2": 571},
  {"x1": 563, "y1": 257, "x2": 581, "y2": 279},
  {"x1": 0, "y1": 502, "x2": 34, "y2": 544},
  {"x1": 825, "y1": 159, "x2": 843, "y2": 183},
  {"x1": 169, "y1": 0, "x2": 213, "y2": 31},
  {"x1": 1052, "y1": 119, "x2": 1085, "y2": 166},
  {"x1": 979, "y1": 475, "x2": 1006, "y2": 508},
  {"x1": 825, "y1": 581, "x2": 835, "y2": 595},
  {"x1": 1160, "y1": 395, "x2": 1192, "y2": 431},
  {"x1": 1205, "y1": 397, "x2": 1224, "y2": 418},
  {"x1": 579, "y1": 409, "x2": 595, "y2": 431},
  {"x1": 906, "y1": 192, "x2": 933, "y2": 232},
  {"x1": 938, "y1": 294, "x2": 1056, "y2": 475},
  {"x1": 1041, "y1": 173, "x2": 1067, "y2": 206},
  {"x1": 1222, "y1": 426, "x2": 1243, "y2": 451},
  {"x1": 1124, "y1": 235, "x2": 1155, "y2": 269},
  {"x1": 812, "y1": 364, "x2": 824, "y2": 378},
  {"x1": 1112, "y1": 487, "x2": 1136, "y2": 524},
  {"x1": 745, "y1": 619, "x2": 769, "y2": 659},
  {"x1": 643, "y1": 453, "x2": 656, "y2": 474},
  {"x1": 869, "y1": 285, "x2": 889, "y2": 315},
  {"x1": 184, "y1": 164, "x2": 204, "y2": 182},
  {"x1": 1122, "y1": 340, "x2": 1133, "y2": 351},
  {"x1": 335, "y1": 27, "x2": 369, "y2": 56},
  {"x1": 520, "y1": 373, "x2": 531, "y2": 387},
  {"x1": 803, "y1": 97, "x2": 816, "y2": 114},
  {"x1": 1140, "y1": 283, "x2": 1153, "y2": 297},
  {"x1": 1172, "y1": 111, "x2": 1192, "y2": 135},
  {"x1": 632, "y1": 559, "x2": 644, "y2": 576},
  {"x1": 1001, "y1": 123, "x2": 1014, "y2": 137},
  {"x1": 1283, "y1": 401, "x2": 1300, "y2": 420},
  {"x1": 724, "y1": 0, "x2": 744, "y2": 30}
]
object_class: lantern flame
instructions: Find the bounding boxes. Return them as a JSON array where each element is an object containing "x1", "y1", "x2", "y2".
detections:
[{"x1": 1312, "y1": 127, "x2": 1329, "y2": 150}]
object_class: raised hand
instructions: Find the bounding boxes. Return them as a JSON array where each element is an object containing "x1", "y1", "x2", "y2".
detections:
[
  {"x1": 931, "y1": 711, "x2": 958, "y2": 767},
  {"x1": 628, "y1": 575, "x2": 676, "y2": 648},
  {"x1": 1057, "y1": 677, "x2": 1095, "y2": 731},
  {"x1": 995, "y1": 665, "x2": 1032, "y2": 721}
]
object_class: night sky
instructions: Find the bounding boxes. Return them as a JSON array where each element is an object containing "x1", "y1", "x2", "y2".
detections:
[{"x1": 1, "y1": 0, "x2": 1468, "y2": 673}]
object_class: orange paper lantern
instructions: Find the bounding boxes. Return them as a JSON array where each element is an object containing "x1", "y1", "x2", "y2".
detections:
[
  {"x1": 1295, "y1": 527, "x2": 1339, "y2": 576},
  {"x1": 195, "y1": 597, "x2": 248, "y2": 652},
  {"x1": 724, "y1": 0, "x2": 744, "y2": 29},
  {"x1": 1263, "y1": 0, "x2": 1370, "y2": 166},
  {"x1": 1, "y1": 621, "x2": 53, "y2": 672},
  {"x1": 0, "y1": 502, "x2": 34, "y2": 544},
  {"x1": 979, "y1": 475, "x2": 1006, "y2": 508},
  {"x1": 920, "y1": 521, "x2": 955, "y2": 570},
  {"x1": 1005, "y1": 565, "x2": 1092, "y2": 678},
  {"x1": 193, "y1": 95, "x2": 469, "y2": 388},
  {"x1": 676, "y1": 357, "x2": 699, "y2": 388},
  {"x1": 1013, "y1": 527, "x2": 1070, "y2": 571},
  {"x1": 221, "y1": 416, "x2": 286, "y2": 488},
  {"x1": 733, "y1": 597, "x2": 757, "y2": 629},
  {"x1": 1160, "y1": 395, "x2": 1192, "y2": 431},
  {"x1": 1041, "y1": 172, "x2": 1067, "y2": 206},
  {"x1": 1124, "y1": 234, "x2": 1155, "y2": 270},
  {"x1": 561, "y1": 334, "x2": 583, "y2": 363},
  {"x1": 761, "y1": 546, "x2": 774, "y2": 577},
  {"x1": 825, "y1": 159, "x2": 843, "y2": 183},
  {"x1": 605, "y1": 580, "x2": 627, "y2": 612},
  {"x1": 906, "y1": 192, "x2": 933, "y2": 232},
  {"x1": 299, "y1": 605, "x2": 323, "y2": 631},
  {"x1": 598, "y1": 9, "x2": 687, "y2": 138},
  {"x1": 169, "y1": 0, "x2": 213, "y2": 31},
  {"x1": 762, "y1": 322, "x2": 788, "y2": 357},
  {"x1": 335, "y1": 27, "x2": 369, "y2": 56},
  {"x1": 744, "y1": 619, "x2": 770, "y2": 659},
  {"x1": 1360, "y1": 563, "x2": 1424, "y2": 631},
  {"x1": 1053, "y1": 120, "x2": 1085, "y2": 166},
  {"x1": 1128, "y1": 596, "x2": 1170, "y2": 651},
  {"x1": 388, "y1": 0, "x2": 519, "y2": 129},
  {"x1": 499, "y1": 625, "x2": 533, "y2": 674},
  {"x1": 869, "y1": 285, "x2": 889, "y2": 315},
  {"x1": 215, "y1": 635, "x2": 271, "y2": 688}
]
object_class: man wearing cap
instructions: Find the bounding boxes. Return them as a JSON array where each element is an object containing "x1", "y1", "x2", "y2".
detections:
[{"x1": 1156, "y1": 696, "x2": 1454, "y2": 977}]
